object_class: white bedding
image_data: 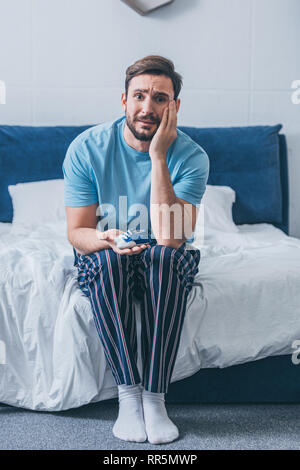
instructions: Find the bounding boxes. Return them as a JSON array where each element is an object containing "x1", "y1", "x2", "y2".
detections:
[{"x1": 0, "y1": 220, "x2": 300, "y2": 411}]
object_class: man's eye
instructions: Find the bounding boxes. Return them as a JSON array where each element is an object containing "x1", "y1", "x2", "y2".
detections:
[{"x1": 135, "y1": 94, "x2": 142, "y2": 99}]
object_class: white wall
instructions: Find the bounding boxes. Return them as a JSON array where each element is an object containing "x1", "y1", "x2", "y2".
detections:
[{"x1": 0, "y1": 0, "x2": 299, "y2": 236}]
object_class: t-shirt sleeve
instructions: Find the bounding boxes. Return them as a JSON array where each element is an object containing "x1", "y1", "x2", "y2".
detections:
[
  {"x1": 62, "y1": 143, "x2": 98, "y2": 207},
  {"x1": 172, "y1": 145, "x2": 210, "y2": 207}
]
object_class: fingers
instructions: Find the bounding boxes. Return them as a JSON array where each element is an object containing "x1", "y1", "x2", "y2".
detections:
[
  {"x1": 166, "y1": 100, "x2": 177, "y2": 131},
  {"x1": 133, "y1": 244, "x2": 150, "y2": 251},
  {"x1": 113, "y1": 243, "x2": 151, "y2": 255},
  {"x1": 160, "y1": 105, "x2": 169, "y2": 129},
  {"x1": 129, "y1": 244, "x2": 151, "y2": 254}
]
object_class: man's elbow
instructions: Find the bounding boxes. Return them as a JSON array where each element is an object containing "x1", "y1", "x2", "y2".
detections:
[
  {"x1": 67, "y1": 228, "x2": 83, "y2": 254},
  {"x1": 67, "y1": 228, "x2": 75, "y2": 245}
]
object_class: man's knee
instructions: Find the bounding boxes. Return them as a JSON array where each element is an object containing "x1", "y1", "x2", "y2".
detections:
[
  {"x1": 149, "y1": 244, "x2": 199, "y2": 276},
  {"x1": 146, "y1": 244, "x2": 183, "y2": 270}
]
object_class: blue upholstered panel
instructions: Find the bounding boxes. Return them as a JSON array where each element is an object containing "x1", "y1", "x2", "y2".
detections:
[
  {"x1": 0, "y1": 125, "x2": 91, "y2": 222},
  {"x1": 0, "y1": 123, "x2": 286, "y2": 230},
  {"x1": 178, "y1": 124, "x2": 283, "y2": 226}
]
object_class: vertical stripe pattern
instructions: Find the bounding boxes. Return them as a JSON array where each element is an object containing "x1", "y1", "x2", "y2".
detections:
[{"x1": 74, "y1": 241, "x2": 200, "y2": 393}]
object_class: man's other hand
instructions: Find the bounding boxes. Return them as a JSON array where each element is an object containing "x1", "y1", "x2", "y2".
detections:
[{"x1": 97, "y1": 229, "x2": 150, "y2": 255}]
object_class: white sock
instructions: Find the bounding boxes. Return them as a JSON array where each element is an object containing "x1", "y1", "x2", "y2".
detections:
[
  {"x1": 112, "y1": 383, "x2": 147, "y2": 443},
  {"x1": 142, "y1": 388, "x2": 179, "y2": 444}
]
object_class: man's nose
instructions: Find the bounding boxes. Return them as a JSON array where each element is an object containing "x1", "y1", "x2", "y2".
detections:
[{"x1": 141, "y1": 97, "x2": 154, "y2": 114}]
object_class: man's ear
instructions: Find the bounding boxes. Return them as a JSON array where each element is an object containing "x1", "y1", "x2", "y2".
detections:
[
  {"x1": 121, "y1": 92, "x2": 127, "y2": 112},
  {"x1": 175, "y1": 98, "x2": 181, "y2": 114}
]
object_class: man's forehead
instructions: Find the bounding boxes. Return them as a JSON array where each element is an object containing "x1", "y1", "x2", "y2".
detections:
[{"x1": 129, "y1": 75, "x2": 173, "y2": 96}]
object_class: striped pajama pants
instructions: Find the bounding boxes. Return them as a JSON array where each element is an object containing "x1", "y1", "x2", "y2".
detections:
[{"x1": 73, "y1": 241, "x2": 200, "y2": 394}]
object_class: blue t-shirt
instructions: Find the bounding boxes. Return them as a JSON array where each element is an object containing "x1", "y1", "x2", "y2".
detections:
[{"x1": 62, "y1": 116, "x2": 209, "y2": 243}]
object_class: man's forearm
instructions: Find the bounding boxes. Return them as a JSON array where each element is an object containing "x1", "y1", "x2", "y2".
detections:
[
  {"x1": 150, "y1": 158, "x2": 185, "y2": 248},
  {"x1": 68, "y1": 227, "x2": 110, "y2": 255}
]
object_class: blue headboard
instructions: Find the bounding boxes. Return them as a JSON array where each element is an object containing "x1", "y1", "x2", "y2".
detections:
[
  {"x1": 180, "y1": 124, "x2": 289, "y2": 234},
  {"x1": 0, "y1": 123, "x2": 289, "y2": 234}
]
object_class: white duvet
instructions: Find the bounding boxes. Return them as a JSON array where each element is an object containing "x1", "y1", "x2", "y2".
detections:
[{"x1": 0, "y1": 220, "x2": 300, "y2": 411}]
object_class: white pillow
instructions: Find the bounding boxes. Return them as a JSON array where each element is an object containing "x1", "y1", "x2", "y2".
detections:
[
  {"x1": 200, "y1": 184, "x2": 238, "y2": 233},
  {"x1": 8, "y1": 179, "x2": 65, "y2": 230}
]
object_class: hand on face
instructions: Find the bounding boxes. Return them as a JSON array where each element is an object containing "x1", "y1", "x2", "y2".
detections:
[{"x1": 149, "y1": 100, "x2": 178, "y2": 161}]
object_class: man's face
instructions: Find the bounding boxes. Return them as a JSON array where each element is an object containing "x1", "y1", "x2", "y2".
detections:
[{"x1": 121, "y1": 74, "x2": 179, "y2": 142}]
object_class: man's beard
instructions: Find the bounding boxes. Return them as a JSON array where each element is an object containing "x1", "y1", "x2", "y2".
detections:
[{"x1": 125, "y1": 112, "x2": 159, "y2": 142}]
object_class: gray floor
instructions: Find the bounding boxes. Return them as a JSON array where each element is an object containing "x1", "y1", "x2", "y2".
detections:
[{"x1": 1, "y1": 401, "x2": 300, "y2": 450}]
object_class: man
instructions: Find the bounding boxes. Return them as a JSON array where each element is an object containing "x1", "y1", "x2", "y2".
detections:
[{"x1": 62, "y1": 55, "x2": 209, "y2": 445}]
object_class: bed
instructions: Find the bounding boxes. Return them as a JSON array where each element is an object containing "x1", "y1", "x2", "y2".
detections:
[{"x1": 0, "y1": 122, "x2": 300, "y2": 411}]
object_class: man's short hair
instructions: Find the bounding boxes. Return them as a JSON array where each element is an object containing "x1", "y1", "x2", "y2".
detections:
[{"x1": 125, "y1": 55, "x2": 183, "y2": 101}]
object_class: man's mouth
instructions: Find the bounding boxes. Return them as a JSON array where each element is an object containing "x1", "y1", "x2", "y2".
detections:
[{"x1": 138, "y1": 120, "x2": 156, "y2": 125}]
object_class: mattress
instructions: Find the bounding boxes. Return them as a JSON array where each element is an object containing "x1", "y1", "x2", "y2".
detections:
[{"x1": 0, "y1": 220, "x2": 300, "y2": 411}]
